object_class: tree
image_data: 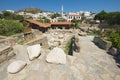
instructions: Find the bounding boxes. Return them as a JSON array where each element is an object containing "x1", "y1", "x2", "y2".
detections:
[
  {"x1": 14, "y1": 15, "x2": 24, "y2": 20},
  {"x1": 0, "y1": 13, "x2": 4, "y2": 19},
  {"x1": 71, "y1": 18, "x2": 80, "y2": 28},
  {"x1": 37, "y1": 17, "x2": 50, "y2": 23},
  {"x1": 50, "y1": 13, "x2": 61, "y2": 19},
  {"x1": 44, "y1": 18, "x2": 50, "y2": 23},
  {"x1": 58, "y1": 18, "x2": 66, "y2": 22},
  {"x1": 106, "y1": 12, "x2": 120, "y2": 25},
  {"x1": 2, "y1": 11, "x2": 24, "y2": 20},
  {"x1": 94, "y1": 10, "x2": 107, "y2": 22},
  {"x1": 2, "y1": 11, "x2": 14, "y2": 19}
]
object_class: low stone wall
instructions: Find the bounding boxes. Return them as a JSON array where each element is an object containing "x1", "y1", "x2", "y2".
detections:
[
  {"x1": 25, "y1": 37, "x2": 49, "y2": 49},
  {"x1": 0, "y1": 46, "x2": 15, "y2": 63},
  {"x1": 0, "y1": 33, "x2": 28, "y2": 64},
  {"x1": 0, "y1": 33, "x2": 24, "y2": 47},
  {"x1": 93, "y1": 37, "x2": 112, "y2": 51}
]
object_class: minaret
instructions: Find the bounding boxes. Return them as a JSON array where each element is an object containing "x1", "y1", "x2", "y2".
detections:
[{"x1": 61, "y1": 5, "x2": 64, "y2": 17}]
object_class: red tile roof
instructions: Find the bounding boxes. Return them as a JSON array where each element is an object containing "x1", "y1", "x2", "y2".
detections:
[
  {"x1": 26, "y1": 19, "x2": 72, "y2": 28},
  {"x1": 26, "y1": 19, "x2": 51, "y2": 28},
  {"x1": 51, "y1": 22, "x2": 72, "y2": 25}
]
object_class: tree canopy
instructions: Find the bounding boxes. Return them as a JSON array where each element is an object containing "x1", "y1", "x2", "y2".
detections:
[
  {"x1": 37, "y1": 17, "x2": 50, "y2": 23},
  {"x1": 58, "y1": 18, "x2": 66, "y2": 22},
  {"x1": 94, "y1": 10, "x2": 120, "y2": 25},
  {"x1": 0, "y1": 11, "x2": 24, "y2": 20},
  {"x1": 50, "y1": 13, "x2": 61, "y2": 19},
  {"x1": 94, "y1": 10, "x2": 107, "y2": 22},
  {"x1": 71, "y1": 18, "x2": 81, "y2": 28}
]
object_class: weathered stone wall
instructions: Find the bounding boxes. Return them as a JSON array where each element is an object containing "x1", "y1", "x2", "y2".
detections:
[
  {"x1": 0, "y1": 33, "x2": 25, "y2": 64},
  {"x1": 0, "y1": 46, "x2": 15, "y2": 63},
  {"x1": 25, "y1": 37, "x2": 49, "y2": 49},
  {"x1": 0, "y1": 33, "x2": 24, "y2": 47},
  {"x1": 93, "y1": 37, "x2": 112, "y2": 51}
]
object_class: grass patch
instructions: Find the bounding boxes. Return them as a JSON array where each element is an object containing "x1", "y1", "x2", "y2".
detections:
[
  {"x1": 64, "y1": 38, "x2": 72, "y2": 55},
  {"x1": 17, "y1": 39, "x2": 24, "y2": 45}
]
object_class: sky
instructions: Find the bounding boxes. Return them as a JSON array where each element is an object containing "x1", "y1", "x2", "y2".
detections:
[{"x1": 0, "y1": 0, "x2": 120, "y2": 13}]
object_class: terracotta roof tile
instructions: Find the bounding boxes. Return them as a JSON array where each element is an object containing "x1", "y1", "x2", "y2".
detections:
[
  {"x1": 26, "y1": 19, "x2": 72, "y2": 28},
  {"x1": 51, "y1": 22, "x2": 72, "y2": 25},
  {"x1": 26, "y1": 19, "x2": 51, "y2": 28}
]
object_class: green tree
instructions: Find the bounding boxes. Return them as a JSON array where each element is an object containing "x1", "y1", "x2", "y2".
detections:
[
  {"x1": 2, "y1": 11, "x2": 14, "y2": 19},
  {"x1": 14, "y1": 15, "x2": 24, "y2": 20},
  {"x1": 44, "y1": 18, "x2": 50, "y2": 23},
  {"x1": 50, "y1": 13, "x2": 61, "y2": 19},
  {"x1": 0, "y1": 13, "x2": 4, "y2": 19},
  {"x1": 37, "y1": 17, "x2": 50, "y2": 23},
  {"x1": 71, "y1": 18, "x2": 80, "y2": 28},
  {"x1": 106, "y1": 12, "x2": 120, "y2": 25},
  {"x1": 94, "y1": 10, "x2": 107, "y2": 22},
  {"x1": 58, "y1": 18, "x2": 66, "y2": 22},
  {"x1": 2, "y1": 11, "x2": 24, "y2": 20}
]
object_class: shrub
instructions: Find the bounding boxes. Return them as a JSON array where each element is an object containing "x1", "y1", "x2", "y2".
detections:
[
  {"x1": 101, "y1": 28, "x2": 120, "y2": 49},
  {"x1": 0, "y1": 19, "x2": 23, "y2": 36},
  {"x1": 107, "y1": 29, "x2": 120, "y2": 49}
]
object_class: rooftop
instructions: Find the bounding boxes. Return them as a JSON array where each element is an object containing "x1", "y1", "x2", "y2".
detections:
[
  {"x1": 26, "y1": 19, "x2": 72, "y2": 28},
  {"x1": 51, "y1": 22, "x2": 72, "y2": 25},
  {"x1": 26, "y1": 19, "x2": 51, "y2": 28}
]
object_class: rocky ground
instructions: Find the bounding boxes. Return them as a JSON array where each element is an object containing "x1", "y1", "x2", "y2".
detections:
[{"x1": 0, "y1": 36, "x2": 120, "y2": 80}]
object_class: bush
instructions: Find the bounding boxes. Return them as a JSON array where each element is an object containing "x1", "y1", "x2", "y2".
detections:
[
  {"x1": 0, "y1": 19, "x2": 23, "y2": 36},
  {"x1": 1, "y1": 11, "x2": 24, "y2": 20},
  {"x1": 107, "y1": 29, "x2": 120, "y2": 49},
  {"x1": 101, "y1": 28, "x2": 120, "y2": 49}
]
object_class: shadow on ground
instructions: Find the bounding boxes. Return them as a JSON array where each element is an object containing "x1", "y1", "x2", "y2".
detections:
[{"x1": 113, "y1": 56, "x2": 120, "y2": 68}]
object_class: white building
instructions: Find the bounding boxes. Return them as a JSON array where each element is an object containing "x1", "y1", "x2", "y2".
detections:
[
  {"x1": 67, "y1": 13, "x2": 81, "y2": 22},
  {"x1": 17, "y1": 12, "x2": 25, "y2": 15},
  {"x1": 6, "y1": 10, "x2": 14, "y2": 13},
  {"x1": 84, "y1": 11, "x2": 91, "y2": 17}
]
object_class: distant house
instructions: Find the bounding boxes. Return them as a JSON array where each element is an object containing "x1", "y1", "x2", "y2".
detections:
[
  {"x1": 67, "y1": 13, "x2": 81, "y2": 22},
  {"x1": 25, "y1": 19, "x2": 73, "y2": 33}
]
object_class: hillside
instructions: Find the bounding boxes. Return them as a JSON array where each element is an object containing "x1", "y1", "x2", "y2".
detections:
[{"x1": 16, "y1": 8, "x2": 44, "y2": 14}]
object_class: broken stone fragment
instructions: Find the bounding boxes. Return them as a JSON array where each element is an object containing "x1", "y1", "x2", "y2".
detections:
[
  {"x1": 46, "y1": 47, "x2": 66, "y2": 64},
  {"x1": 7, "y1": 60, "x2": 27, "y2": 74},
  {"x1": 27, "y1": 44, "x2": 41, "y2": 60}
]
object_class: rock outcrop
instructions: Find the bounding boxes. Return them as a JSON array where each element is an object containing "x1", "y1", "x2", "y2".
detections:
[
  {"x1": 109, "y1": 47, "x2": 118, "y2": 56},
  {"x1": 93, "y1": 37, "x2": 112, "y2": 51},
  {"x1": 46, "y1": 47, "x2": 66, "y2": 64}
]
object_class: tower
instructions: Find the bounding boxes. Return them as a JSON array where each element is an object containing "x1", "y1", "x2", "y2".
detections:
[{"x1": 61, "y1": 5, "x2": 64, "y2": 17}]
